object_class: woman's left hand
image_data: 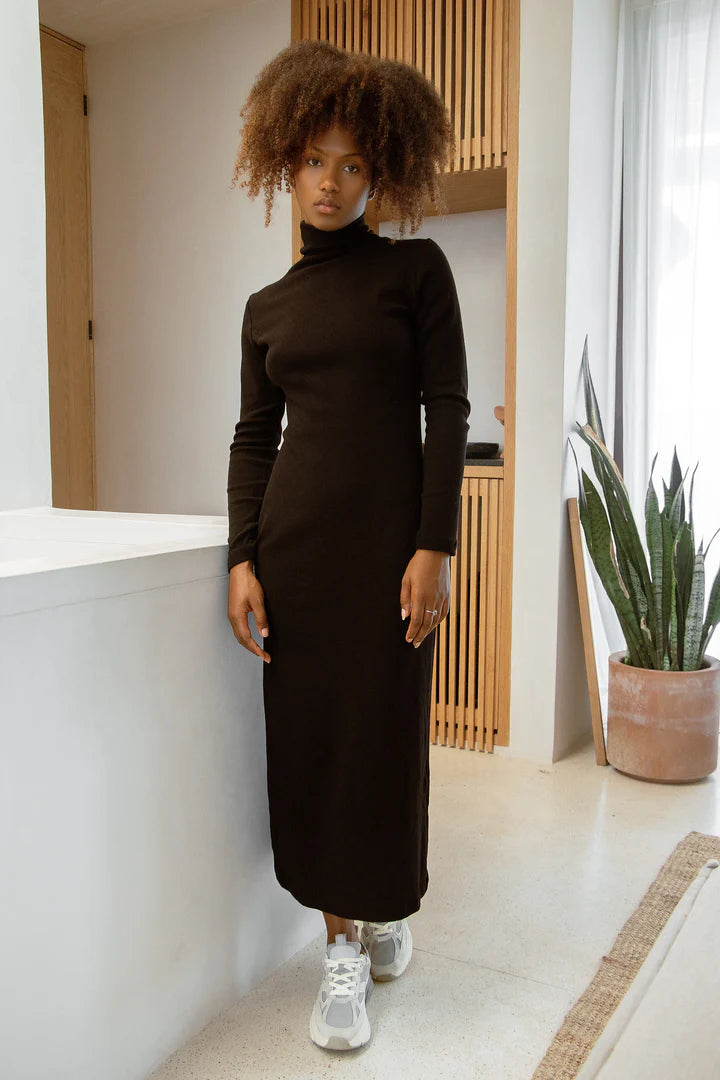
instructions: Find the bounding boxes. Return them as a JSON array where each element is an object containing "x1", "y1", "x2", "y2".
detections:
[{"x1": 400, "y1": 549, "x2": 451, "y2": 647}]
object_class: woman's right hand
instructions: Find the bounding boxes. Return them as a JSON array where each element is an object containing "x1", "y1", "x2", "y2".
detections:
[{"x1": 227, "y1": 561, "x2": 272, "y2": 663}]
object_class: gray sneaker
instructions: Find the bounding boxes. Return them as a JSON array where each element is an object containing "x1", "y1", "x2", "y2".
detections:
[
  {"x1": 359, "y1": 919, "x2": 413, "y2": 980},
  {"x1": 309, "y1": 933, "x2": 375, "y2": 1050}
]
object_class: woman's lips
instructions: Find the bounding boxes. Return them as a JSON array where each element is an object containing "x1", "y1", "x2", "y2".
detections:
[{"x1": 315, "y1": 203, "x2": 339, "y2": 213}]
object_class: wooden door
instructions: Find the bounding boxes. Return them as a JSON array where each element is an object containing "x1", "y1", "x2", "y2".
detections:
[{"x1": 39, "y1": 25, "x2": 96, "y2": 510}]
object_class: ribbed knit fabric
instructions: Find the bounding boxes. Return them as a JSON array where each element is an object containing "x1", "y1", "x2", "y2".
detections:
[
  {"x1": 225, "y1": 211, "x2": 470, "y2": 920},
  {"x1": 227, "y1": 211, "x2": 470, "y2": 570}
]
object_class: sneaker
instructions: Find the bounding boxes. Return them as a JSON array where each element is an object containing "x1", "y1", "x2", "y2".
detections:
[
  {"x1": 359, "y1": 919, "x2": 413, "y2": 981},
  {"x1": 309, "y1": 933, "x2": 375, "y2": 1050}
]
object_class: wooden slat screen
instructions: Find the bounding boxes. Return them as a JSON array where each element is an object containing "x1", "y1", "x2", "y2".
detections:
[
  {"x1": 430, "y1": 469, "x2": 504, "y2": 750},
  {"x1": 292, "y1": 0, "x2": 507, "y2": 170}
]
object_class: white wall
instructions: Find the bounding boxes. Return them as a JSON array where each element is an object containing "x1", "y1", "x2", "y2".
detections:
[
  {"x1": 511, "y1": 0, "x2": 621, "y2": 761},
  {"x1": 383, "y1": 209, "x2": 507, "y2": 448},
  {"x1": 511, "y1": 0, "x2": 575, "y2": 761},
  {"x1": 555, "y1": 0, "x2": 622, "y2": 759},
  {"x1": 0, "y1": 0, "x2": 51, "y2": 510},
  {"x1": 85, "y1": 0, "x2": 292, "y2": 517}
]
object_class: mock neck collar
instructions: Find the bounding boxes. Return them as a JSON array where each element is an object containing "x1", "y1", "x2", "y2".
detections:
[{"x1": 299, "y1": 211, "x2": 375, "y2": 256}]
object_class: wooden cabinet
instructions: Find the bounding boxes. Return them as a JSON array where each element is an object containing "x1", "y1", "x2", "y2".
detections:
[{"x1": 431, "y1": 462, "x2": 507, "y2": 751}]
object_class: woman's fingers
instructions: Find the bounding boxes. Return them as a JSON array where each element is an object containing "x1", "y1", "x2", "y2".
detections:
[
  {"x1": 405, "y1": 597, "x2": 440, "y2": 647},
  {"x1": 230, "y1": 606, "x2": 272, "y2": 662},
  {"x1": 227, "y1": 571, "x2": 272, "y2": 662},
  {"x1": 252, "y1": 596, "x2": 270, "y2": 640}
]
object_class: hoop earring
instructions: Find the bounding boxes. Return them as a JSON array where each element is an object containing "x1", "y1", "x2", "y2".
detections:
[{"x1": 368, "y1": 188, "x2": 376, "y2": 200}]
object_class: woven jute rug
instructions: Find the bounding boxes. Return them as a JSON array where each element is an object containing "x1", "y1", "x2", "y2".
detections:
[{"x1": 531, "y1": 830, "x2": 720, "y2": 1080}]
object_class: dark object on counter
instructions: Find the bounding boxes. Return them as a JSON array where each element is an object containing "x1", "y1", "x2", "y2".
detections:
[{"x1": 466, "y1": 441, "x2": 500, "y2": 459}]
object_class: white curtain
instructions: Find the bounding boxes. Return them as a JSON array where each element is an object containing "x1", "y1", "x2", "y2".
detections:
[{"x1": 621, "y1": 0, "x2": 720, "y2": 655}]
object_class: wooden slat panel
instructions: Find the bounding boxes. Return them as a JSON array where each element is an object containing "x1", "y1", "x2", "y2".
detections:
[
  {"x1": 467, "y1": 478, "x2": 480, "y2": 748},
  {"x1": 429, "y1": 468, "x2": 505, "y2": 752},
  {"x1": 446, "y1": 0, "x2": 459, "y2": 168},
  {"x1": 444, "y1": 0, "x2": 453, "y2": 167},
  {"x1": 473, "y1": 0, "x2": 482, "y2": 165},
  {"x1": 398, "y1": 0, "x2": 406, "y2": 61},
  {"x1": 464, "y1": 0, "x2": 474, "y2": 170},
  {"x1": 416, "y1": 0, "x2": 423, "y2": 70},
  {"x1": 493, "y1": 0, "x2": 503, "y2": 163},
  {"x1": 494, "y1": 478, "x2": 503, "y2": 743},
  {"x1": 479, "y1": 479, "x2": 490, "y2": 743},
  {"x1": 503, "y1": 0, "x2": 509, "y2": 158},
  {"x1": 430, "y1": 608, "x2": 438, "y2": 743},
  {"x1": 492, "y1": 479, "x2": 504, "y2": 744},
  {"x1": 434, "y1": 580, "x2": 444, "y2": 741},
  {"x1": 483, "y1": 479, "x2": 500, "y2": 750},
  {"x1": 437, "y1": 567, "x2": 448, "y2": 740},
  {"x1": 454, "y1": 487, "x2": 465, "y2": 745},
  {"x1": 446, "y1": 490, "x2": 460, "y2": 743},
  {"x1": 484, "y1": 0, "x2": 494, "y2": 169},
  {"x1": 311, "y1": 0, "x2": 320, "y2": 39},
  {"x1": 434, "y1": 0, "x2": 443, "y2": 99},
  {"x1": 457, "y1": 476, "x2": 470, "y2": 746},
  {"x1": 425, "y1": 0, "x2": 433, "y2": 84}
]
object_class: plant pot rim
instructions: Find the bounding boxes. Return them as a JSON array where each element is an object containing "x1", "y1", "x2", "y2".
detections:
[{"x1": 609, "y1": 650, "x2": 720, "y2": 674}]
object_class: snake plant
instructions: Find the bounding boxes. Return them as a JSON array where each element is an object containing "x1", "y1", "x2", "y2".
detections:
[{"x1": 569, "y1": 335, "x2": 720, "y2": 671}]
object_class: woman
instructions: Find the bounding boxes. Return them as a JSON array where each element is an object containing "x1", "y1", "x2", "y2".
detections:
[{"x1": 226, "y1": 39, "x2": 470, "y2": 1051}]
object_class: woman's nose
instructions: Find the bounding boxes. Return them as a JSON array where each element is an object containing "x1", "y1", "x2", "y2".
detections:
[{"x1": 319, "y1": 169, "x2": 339, "y2": 190}]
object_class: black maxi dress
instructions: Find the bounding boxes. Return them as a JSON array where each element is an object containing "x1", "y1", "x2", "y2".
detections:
[{"x1": 227, "y1": 211, "x2": 470, "y2": 922}]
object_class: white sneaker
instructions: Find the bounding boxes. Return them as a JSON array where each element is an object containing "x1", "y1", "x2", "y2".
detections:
[
  {"x1": 309, "y1": 933, "x2": 375, "y2": 1050},
  {"x1": 359, "y1": 919, "x2": 413, "y2": 981}
]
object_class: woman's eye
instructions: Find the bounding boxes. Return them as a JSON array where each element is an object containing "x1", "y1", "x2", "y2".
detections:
[{"x1": 305, "y1": 158, "x2": 360, "y2": 173}]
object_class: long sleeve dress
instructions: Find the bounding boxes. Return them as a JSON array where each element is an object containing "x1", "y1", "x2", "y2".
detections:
[{"x1": 227, "y1": 211, "x2": 470, "y2": 921}]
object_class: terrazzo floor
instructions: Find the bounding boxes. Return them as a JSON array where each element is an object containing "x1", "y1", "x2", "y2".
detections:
[{"x1": 148, "y1": 737, "x2": 720, "y2": 1079}]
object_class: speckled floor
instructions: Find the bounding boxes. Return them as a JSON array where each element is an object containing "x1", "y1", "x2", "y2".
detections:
[{"x1": 148, "y1": 738, "x2": 720, "y2": 1080}]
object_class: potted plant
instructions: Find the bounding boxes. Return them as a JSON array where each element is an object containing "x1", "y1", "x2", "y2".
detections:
[{"x1": 569, "y1": 337, "x2": 720, "y2": 782}]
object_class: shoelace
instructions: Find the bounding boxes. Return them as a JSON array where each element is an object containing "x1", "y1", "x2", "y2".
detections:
[
  {"x1": 325, "y1": 954, "x2": 367, "y2": 997},
  {"x1": 365, "y1": 920, "x2": 399, "y2": 939}
]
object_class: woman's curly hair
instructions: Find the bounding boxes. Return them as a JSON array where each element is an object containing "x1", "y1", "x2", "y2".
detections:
[{"x1": 230, "y1": 39, "x2": 454, "y2": 236}]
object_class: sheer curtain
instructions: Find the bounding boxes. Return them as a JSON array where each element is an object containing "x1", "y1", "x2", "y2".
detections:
[{"x1": 621, "y1": 0, "x2": 720, "y2": 655}]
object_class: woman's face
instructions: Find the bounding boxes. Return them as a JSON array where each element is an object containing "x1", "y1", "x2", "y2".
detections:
[{"x1": 291, "y1": 123, "x2": 374, "y2": 230}]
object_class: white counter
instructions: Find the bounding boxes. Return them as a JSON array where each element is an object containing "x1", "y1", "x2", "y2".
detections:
[{"x1": 0, "y1": 506, "x2": 319, "y2": 1080}]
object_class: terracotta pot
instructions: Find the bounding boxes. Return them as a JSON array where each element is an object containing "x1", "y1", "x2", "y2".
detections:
[{"x1": 607, "y1": 651, "x2": 720, "y2": 782}]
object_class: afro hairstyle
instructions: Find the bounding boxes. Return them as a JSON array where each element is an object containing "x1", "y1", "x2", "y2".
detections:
[{"x1": 230, "y1": 39, "x2": 454, "y2": 236}]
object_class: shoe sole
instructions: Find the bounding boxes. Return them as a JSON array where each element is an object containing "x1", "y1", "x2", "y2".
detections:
[
  {"x1": 309, "y1": 968, "x2": 375, "y2": 1050},
  {"x1": 363, "y1": 923, "x2": 413, "y2": 981}
]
